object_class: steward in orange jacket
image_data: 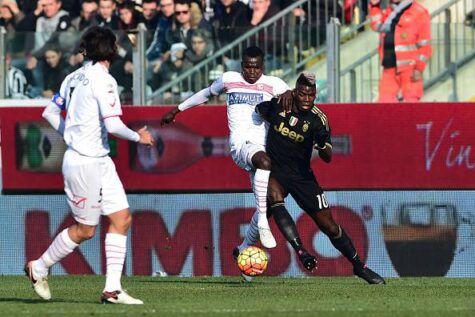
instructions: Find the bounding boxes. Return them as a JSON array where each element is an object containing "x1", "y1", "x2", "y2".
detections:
[{"x1": 370, "y1": 0, "x2": 432, "y2": 102}]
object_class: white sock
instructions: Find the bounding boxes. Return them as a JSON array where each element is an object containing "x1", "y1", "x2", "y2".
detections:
[
  {"x1": 104, "y1": 233, "x2": 127, "y2": 292},
  {"x1": 36, "y1": 228, "x2": 79, "y2": 278},
  {"x1": 239, "y1": 211, "x2": 259, "y2": 252},
  {"x1": 253, "y1": 169, "x2": 270, "y2": 227}
]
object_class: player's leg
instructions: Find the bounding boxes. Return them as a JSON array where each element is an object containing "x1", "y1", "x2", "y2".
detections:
[
  {"x1": 250, "y1": 150, "x2": 276, "y2": 248},
  {"x1": 310, "y1": 208, "x2": 385, "y2": 284},
  {"x1": 235, "y1": 207, "x2": 260, "y2": 255},
  {"x1": 268, "y1": 176, "x2": 317, "y2": 272},
  {"x1": 100, "y1": 157, "x2": 142, "y2": 305},
  {"x1": 25, "y1": 152, "x2": 101, "y2": 300}
]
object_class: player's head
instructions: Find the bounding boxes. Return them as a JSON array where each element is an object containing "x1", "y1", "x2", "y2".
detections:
[
  {"x1": 79, "y1": 26, "x2": 118, "y2": 64},
  {"x1": 293, "y1": 72, "x2": 317, "y2": 112},
  {"x1": 241, "y1": 46, "x2": 264, "y2": 84}
]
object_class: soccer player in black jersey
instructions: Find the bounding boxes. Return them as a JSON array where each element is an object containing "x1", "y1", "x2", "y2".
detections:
[{"x1": 255, "y1": 72, "x2": 386, "y2": 284}]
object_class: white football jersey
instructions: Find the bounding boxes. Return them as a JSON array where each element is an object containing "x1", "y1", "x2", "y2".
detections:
[
  {"x1": 60, "y1": 62, "x2": 122, "y2": 157},
  {"x1": 210, "y1": 71, "x2": 289, "y2": 148}
]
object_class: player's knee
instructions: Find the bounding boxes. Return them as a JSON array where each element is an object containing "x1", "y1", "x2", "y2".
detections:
[
  {"x1": 254, "y1": 154, "x2": 272, "y2": 171},
  {"x1": 77, "y1": 225, "x2": 96, "y2": 241},
  {"x1": 321, "y1": 222, "x2": 340, "y2": 238},
  {"x1": 123, "y1": 213, "x2": 132, "y2": 230},
  {"x1": 268, "y1": 188, "x2": 284, "y2": 205},
  {"x1": 259, "y1": 157, "x2": 272, "y2": 171},
  {"x1": 114, "y1": 213, "x2": 132, "y2": 233}
]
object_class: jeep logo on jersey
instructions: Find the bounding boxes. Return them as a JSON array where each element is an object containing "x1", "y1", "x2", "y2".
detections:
[
  {"x1": 274, "y1": 122, "x2": 304, "y2": 142},
  {"x1": 289, "y1": 116, "x2": 298, "y2": 126},
  {"x1": 227, "y1": 92, "x2": 263, "y2": 106}
]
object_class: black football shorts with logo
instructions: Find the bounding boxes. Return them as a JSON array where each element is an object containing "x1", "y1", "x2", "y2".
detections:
[{"x1": 271, "y1": 170, "x2": 330, "y2": 214}]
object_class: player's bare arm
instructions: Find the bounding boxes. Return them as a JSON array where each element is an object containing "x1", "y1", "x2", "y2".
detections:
[
  {"x1": 277, "y1": 90, "x2": 293, "y2": 112},
  {"x1": 161, "y1": 86, "x2": 218, "y2": 126},
  {"x1": 160, "y1": 107, "x2": 181, "y2": 126}
]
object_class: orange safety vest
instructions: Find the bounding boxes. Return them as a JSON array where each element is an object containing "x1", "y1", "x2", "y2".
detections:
[{"x1": 369, "y1": 1, "x2": 432, "y2": 72}]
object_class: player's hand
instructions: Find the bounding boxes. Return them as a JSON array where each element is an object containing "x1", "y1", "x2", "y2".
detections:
[
  {"x1": 137, "y1": 126, "x2": 154, "y2": 147},
  {"x1": 278, "y1": 90, "x2": 293, "y2": 112},
  {"x1": 160, "y1": 108, "x2": 180, "y2": 126},
  {"x1": 370, "y1": 0, "x2": 381, "y2": 5}
]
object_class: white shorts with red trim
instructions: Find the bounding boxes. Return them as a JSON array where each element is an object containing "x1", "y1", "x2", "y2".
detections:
[
  {"x1": 62, "y1": 149, "x2": 129, "y2": 226},
  {"x1": 230, "y1": 141, "x2": 265, "y2": 172}
]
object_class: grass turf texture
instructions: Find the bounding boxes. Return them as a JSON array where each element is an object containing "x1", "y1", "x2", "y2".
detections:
[{"x1": 0, "y1": 276, "x2": 474, "y2": 317}]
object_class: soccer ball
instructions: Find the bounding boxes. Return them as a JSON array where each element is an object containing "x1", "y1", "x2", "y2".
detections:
[{"x1": 237, "y1": 246, "x2": 268, "y2": 276}]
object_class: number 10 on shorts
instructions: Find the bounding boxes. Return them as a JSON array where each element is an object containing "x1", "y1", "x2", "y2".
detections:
[{"x1": 316, "y1": 193, "x2": 329, "y2": 210}]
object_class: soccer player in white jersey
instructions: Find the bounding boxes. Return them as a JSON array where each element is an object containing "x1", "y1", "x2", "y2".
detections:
[
  {"x1": 25, "y1": 26, "x2": 154, "y2": 304},
  {"x1": 161, "y1": 46, "x2": 292, "y2": 252}
]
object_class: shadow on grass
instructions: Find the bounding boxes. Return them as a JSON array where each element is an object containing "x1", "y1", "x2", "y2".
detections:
[
  {"x1": 0, "y1": 297, "x2": 97, "y2": 304},
  {"x1": 139, "y1": 279, "x2": 244, "y2": 285}
]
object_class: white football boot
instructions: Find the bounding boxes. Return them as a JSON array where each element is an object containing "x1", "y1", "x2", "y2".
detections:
[
  {"x1": 257, "y1": 216, "x2": 276, "y2": 248},
  {"x1": 24, "y1": 261, "x2": 51, "y2": 300},
  {"x1": 101, "y1": 290, "x2": 144, "y2": 305}
]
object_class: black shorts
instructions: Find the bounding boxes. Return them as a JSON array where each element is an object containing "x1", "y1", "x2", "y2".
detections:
[{"x1": 271, "y1": 170, "x2": 330, "y2": 214}]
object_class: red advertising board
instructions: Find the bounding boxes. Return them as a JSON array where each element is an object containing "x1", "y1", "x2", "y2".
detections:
[{"x1": 1, "y1": 103, "x2": 474, "y2": 191}]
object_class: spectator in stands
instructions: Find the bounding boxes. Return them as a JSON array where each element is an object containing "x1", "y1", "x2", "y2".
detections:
[
  {"x1": 249, "y1": 0, "x2": 277, "y2": 26},
  {"x1": 15, "y1": 0, "x2": 74, "y2": 96},
  {"x1": 142, "y1": 0, "x2": 160, "y2": 30},
  {"x1": 212, "y1": 0, "x2": 249, "y2": 49},
  {"x1": 290, "y1": 0, "x2": 343, "y2": 47},
  {"x1": 96, "y1": 0, "x2": 120, "y2": 29},
  {"x1": 145, "y1": 0, "x2": 175, "y2": 61},
  {"x1": 72, "y1": 0, "x2": 99, "y2": 31},
  {"x1": 182, "y1": 28, "x2": 214, "y2": 91},
  {"x1": 190, "y1": 1, "x2": 212, "y2": 32},
  {"x1": 149, "y1": 0, "x2": 194, "y2": 89},
  {"x1": 60, "y1": 0, "x2": 81, "y2": 18},
  {"x1": 16, "y1": 0, "x2": 37, "y2": 15},
  {"x1": 164, "y1": 0, "x2": 209, "y2": 50},
  {"x1": 5, "y1": 53, "x2": 29, "y2": 99},
  {"x1": 0, "y1": 0, "x2": 25, "y2": 30},
  {"x1": 118, "y1": 0, "x2": 143, "y2": 30},
  {"x1": 0, "y1": 0, "x2": 26, "y2": 58},
  {"x1": 42, "y1": 44, "x2": 70, "y2": 99},
  {"x1": 370, "y1": 0, "x2": 432, "y2": 102}
]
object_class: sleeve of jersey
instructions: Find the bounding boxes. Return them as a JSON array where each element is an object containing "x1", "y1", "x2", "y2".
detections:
[
  {"x1": 177, "y1": 75, "x2": 224, "y2": 111},
  {"x1": 255, "y1": 101, "x2": 273, "y2": 121},
  {"x1": 42, "y1": 97, "x2": 65, "y2": 136},
  {"x1": 313, "y1": 108, "x2": 332, "y2": 149},
  {"x1": 95, "y1": 78, "x2": 123, "y2": 119},
  {"x1": 104, "y1": 116, "x2": 140, "y2": 142},
  {"x1": 273, "y1": 78, "x2": 291, "y2": 96}
]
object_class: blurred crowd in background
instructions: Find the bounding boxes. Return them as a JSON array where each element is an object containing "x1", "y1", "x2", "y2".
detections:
[
  {"x1": 1, "y1": 0, "x2": 474, "y2": 103},
  {"x1": 0, "y1": 0, "x2": 368, "y2": 102}
]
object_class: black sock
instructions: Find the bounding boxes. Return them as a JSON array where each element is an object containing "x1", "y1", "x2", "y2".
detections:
[
  {"x1": 330, "y1": 227, "x2": 364, "y2": 270},
  {"x1": 271, "y1": 202, "x2": 304, "y2": 252}
]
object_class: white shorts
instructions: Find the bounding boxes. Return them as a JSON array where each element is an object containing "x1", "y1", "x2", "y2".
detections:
[
  {"x1": 62, "y1": 149, "x2": 129, "y2": 226},
  {"x1": 230, "y1": 141, "x2": 265, "y2": 172}
]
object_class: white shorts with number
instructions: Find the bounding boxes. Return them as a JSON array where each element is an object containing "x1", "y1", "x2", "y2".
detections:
[
  {"x1": 62, "y1": 149, "x2": 129, "y2": 226},
  {"x1": 230, "y1": 141, "x2": 266, "y2": 172}
]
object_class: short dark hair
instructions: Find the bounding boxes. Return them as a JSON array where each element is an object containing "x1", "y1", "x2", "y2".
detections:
[
  {"x1": 243, "y1": 46, "x2": 264, "y2": 61},
  {"x1": 174, "y1": 0, "x2": 191, "y2": 6},
  {"x1": 118, "y1": 0, "x2": 135, "y2": 10},
  {"x1": 82, "y1": 0, "x2": 99, "y2": 5},
  {"x1": 79, "y1": 26, "x2": 117, "y2": 63},
  {"x1": 296, "y1": 72, "x2": 316, "y2": 88},
  {"x1": 143, "y1": 0, "x2": 158, "y2": 4}
]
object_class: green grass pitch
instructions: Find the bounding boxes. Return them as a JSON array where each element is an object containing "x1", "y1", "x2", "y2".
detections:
[{"x1": 0, "y1": 276, "x2": 474, "y2": 317}]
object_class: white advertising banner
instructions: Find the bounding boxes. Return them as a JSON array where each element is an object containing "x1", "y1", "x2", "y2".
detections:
[{"x1": 0, "y1": 191, "x2": 473, "y2": 277}]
